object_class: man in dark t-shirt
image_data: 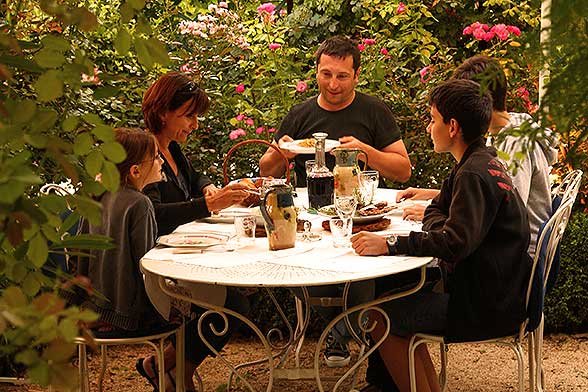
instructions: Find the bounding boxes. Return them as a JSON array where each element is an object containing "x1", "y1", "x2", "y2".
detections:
[{"x1": 259, "y1": 36, "x2": 411, "y2": 186}]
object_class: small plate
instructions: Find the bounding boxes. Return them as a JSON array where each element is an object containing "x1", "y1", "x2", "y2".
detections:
[
  {"x1": 280, "y1": 139, "x2": 340, "y2": 155},
  {"x1": 157, "y1": 232, "x2": 229, "y2": 248},
  {"x1": 317, "y1": 205, "x2": 388, "y2": 224},
  {"x1": 203, "y1": 207, "x2": 264, "y2": 225}
]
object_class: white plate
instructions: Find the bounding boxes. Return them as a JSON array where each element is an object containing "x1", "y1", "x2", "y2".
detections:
[
  {"x1": 280, "y1": 139, "x2": 340, "y2": 155},
  {"x1": 157, "y1": 232, "x2": 229, "y2": 248},
  {"x1": 202, "y1": 207, "x2": 264, "y2": 225},
  {"x1": 317, "y1": 205, "x2": 389, "y2": 224}
]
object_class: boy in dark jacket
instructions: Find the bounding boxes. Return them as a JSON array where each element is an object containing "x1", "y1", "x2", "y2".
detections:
[{"x1": 351, "y1": 79, "x2": 532, "y2": 392}]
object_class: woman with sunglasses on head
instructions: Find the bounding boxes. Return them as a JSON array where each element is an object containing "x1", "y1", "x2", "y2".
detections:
[
  {"x1": 138, "y1": 72, "x2": 250, "y2": 391},
  {"x1": 142, "y1": 72, "x2": 248, "y2": 236}
]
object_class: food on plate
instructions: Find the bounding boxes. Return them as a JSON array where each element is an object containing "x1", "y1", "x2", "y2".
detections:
[
  {"x1": 357, "y1": 201, "x2": 397, "y2": 216},
  {"x1": 321, "y1": 217, "x2": 391, "y2": 233},
  {"x1": 318, "y1": 201, "x2": 397, "y2": 217},
  {"x1": 297, "y1": 138, "x2": 316, "y2": 148},
  {"x1": 238, "y1": 177, "x2": 272, "y2": 206}
]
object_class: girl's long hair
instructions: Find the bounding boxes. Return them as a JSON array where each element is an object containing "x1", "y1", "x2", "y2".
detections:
[{"x1": 114, "y1": 127, "x2": 157, "y2": 186}]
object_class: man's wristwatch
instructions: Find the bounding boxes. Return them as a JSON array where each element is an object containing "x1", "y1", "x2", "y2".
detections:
[{"x1": 386, "y1": 235, "x2": 398, "y2": 256}]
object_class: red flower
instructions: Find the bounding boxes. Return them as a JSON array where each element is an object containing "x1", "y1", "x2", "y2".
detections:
[
  {"x1": 357, "y1": 43, "x2": 365, "y2": 52},
  {"x1": 235, "y1": 84, "x2": 245, "y2": 93}
]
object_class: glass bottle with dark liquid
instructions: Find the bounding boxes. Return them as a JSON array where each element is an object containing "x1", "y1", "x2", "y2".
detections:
[{"x1": 307, "y1": 132, "x2": 334, "y2": 209}]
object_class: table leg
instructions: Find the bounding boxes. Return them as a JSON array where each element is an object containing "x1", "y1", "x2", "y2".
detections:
[{"x1": 313, "y1": 265, "x2": 427, "y2": 392}]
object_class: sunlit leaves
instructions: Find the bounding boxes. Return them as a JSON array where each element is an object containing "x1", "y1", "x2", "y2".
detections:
[
  {"x1": 84, "y1": 150, "x2": 104, "y2": 177},
  {"x1": 101, "y1": 141, "x2": 126, "y2": 163},
  {"x1": 34, "y1": 49, "x2": 66, "y2": 68},
  {"x1": 73, "y1": 133, "x2": 94, "y2": 156},
  {"x1": 27, "y1": 233, "x2": 49, "y2": 268},
  {"x1": 34, "y1": 70, "x2": 64, "y2": 102},
  {"x1": 114, "y1": 28, "x2": 132, "y2": 55},
  {"x1": 100, "y1": 160, "x2": 120, "y2": 191},
  {"x1": 135, "y1": 37, "x2": 170, "y2": 69}
]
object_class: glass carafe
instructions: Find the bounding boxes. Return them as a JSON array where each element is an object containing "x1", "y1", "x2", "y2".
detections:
[
  {"x1": 332, "y1": 148, "x2": 368, "y2": 197},
  {"x1": 306, "y1": 132, "x2": 334, "y2": 209}
]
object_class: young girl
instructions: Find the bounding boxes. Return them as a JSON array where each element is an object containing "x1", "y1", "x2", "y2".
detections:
[{"x1": 77, "y1": 127, "x2": 165, "y2": 333}]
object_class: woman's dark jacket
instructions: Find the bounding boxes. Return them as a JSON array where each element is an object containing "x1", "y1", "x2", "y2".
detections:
[{"x1": 143, "y1": 141, "x2": 213, "y2": 235}]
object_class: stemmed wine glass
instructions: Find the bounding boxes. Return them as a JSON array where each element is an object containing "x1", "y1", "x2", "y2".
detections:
[{"x1": 334, "y1": 194, "x2": 358, "y2": 220}]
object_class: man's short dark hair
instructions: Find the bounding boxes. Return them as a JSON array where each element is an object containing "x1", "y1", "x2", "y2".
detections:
[
  {"x1": 315, "y1": 36, "x2": 361, "y2": 74},
  {"x1": 452, "y1": 55, "x2": 507, "y2": 112},
  {"x1": 429, "y1": 79, "x2": 493, "y2": 144}
]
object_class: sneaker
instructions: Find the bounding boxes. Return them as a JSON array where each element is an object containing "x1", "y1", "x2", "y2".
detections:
[{"x1": 324, "y1": 333, "x2": 351, "y2": 367}]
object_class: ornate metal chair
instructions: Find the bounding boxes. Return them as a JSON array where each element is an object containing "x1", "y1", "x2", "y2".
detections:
[{"x1": 408, "y1": 195, "x2": 575, "y2": 392}]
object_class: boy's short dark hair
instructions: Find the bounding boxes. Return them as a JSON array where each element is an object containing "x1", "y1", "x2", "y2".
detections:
[
  {"x1": 315, "y1": 36, "x2": 361, "y2": 74},
  {"x1": 452, "y1": 55, "x2": 507, "y2": 112},
  {"x1": 429, "y1": 79, "x2": 493, "y2": 144}
]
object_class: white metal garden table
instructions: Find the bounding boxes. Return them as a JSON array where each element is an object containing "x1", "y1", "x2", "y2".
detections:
[{"x1": 140, "y1": 188, "x2": 433, "y2": 391}]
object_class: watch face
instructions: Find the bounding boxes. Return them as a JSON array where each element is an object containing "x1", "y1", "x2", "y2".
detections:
[{"x1": 387, "y1": 235, "x2": 397, "y2": 246}]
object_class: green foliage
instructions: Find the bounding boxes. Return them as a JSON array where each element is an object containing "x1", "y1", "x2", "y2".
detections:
[
  {"x1": 0, "y1": 0, "x2": 168, "y2": 388},
  {"x1": 544, "y1": 211, "x2": 588, "y2": 332}
]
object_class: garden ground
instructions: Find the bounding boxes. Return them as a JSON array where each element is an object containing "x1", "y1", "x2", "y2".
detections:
[{"x1": 2, "y1": 333, "x2": 588, "y2": 391}]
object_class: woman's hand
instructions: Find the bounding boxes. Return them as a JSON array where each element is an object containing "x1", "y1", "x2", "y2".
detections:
[
  {"x1": 202, "y1": 184, "x2": 219, "y2": 196},
  {"x1": 402, "y1": 204, "x2": 427, "y2": 222},
  {"x1": 351, "y1": 232, "x2": 388, "y2": 256},
  {"x1": 204, "y1": 183, "x2": 248, "y2": 213},
  {"x1": 396, "y1": 187, "x2": 439, "y2": 202}
]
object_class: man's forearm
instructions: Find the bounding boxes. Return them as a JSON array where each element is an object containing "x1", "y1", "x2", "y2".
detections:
[
  {"x1": 259, "y1": 149, "x2": 288, "y2": 178},
  {"x1": 363, "y1": 146, "x2": 411, "y2": 183}
]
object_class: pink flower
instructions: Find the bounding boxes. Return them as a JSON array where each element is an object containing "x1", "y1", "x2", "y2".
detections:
[
  {"x1": 363, "y1": 38, "x2": 376, "y2": 45},
  {"x1": 268, "y1": 127, "x2": 276, "y2": 133},
  {"x1": 279, "y1": 9, "x2": 287, "y2": 16},
  {"x1": 245, "y1": 118, "x2": 254, "y2": 126},
  {"x1": 257, "y1": 2, "x2": 276, "y2": 14},
  {"x1": 269, "y1": 43, "x2": 281, "y2": 50},
  {"x1": 517, "y1": 86, "x2": 530, "y2": 98},
  {"x1": 236, "y1": 113, "x2": 246, "y2": 121},
  {"x1": 396, "y1": 2, "x2": 406, "y2": 14},
  {"x1": 289, "y1": 162, "x2": 294, "y2": 169},
  {"x1": 256, "y1": 127, "x2": 264, "y2": 134},
  {"x1": 463, "y1": 26, "x2": 473, "y2": 35},
  {"x1": 473, "y1": 27, "x2": 487, "y2": 40},
  {"x1": 491, "y1": 24, "x2": 509, "y2": 40},
  {"x1": 295, "y1": 80, "x2": 308, "y2": 93},
  {"x1": 419, "y1": 65, "x2": 432, "y2": 83},
  {"x1": 219, "y1": 1, "x2": 228, "y2": 8},
  {"x1": 81, "y1": 67, "x2": 102, "y2": 84},
  {"x1": 229, "y1": 128, "x2": 247, "y2": 140},
  {"x1": 235, "y1": 84, "x2": 245, "y2": 93},
  {"x1": 380, "y1": 47, "x2": 389, "y2": 56},
  {"x1": 357, "y1": 43, "x2": 365, "y2": 52},
  {"x1": 482, "y1": 31, "x2": 495, "y2": 41},
  {"x1": 507, "y1": 25, "x2": 521, "y2": 36}
]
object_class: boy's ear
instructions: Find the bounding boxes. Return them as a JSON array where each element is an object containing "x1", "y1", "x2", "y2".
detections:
[{"x1": 448, "y1": 118, "x2": 461, "y2": 139}]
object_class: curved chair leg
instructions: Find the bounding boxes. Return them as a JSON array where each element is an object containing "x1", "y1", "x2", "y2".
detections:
[
  {"x1": 508, "y1": 342, "x2": 525, "y2": 392},
  {"x1": 528, "y1": 332, "x2": 536, "y2": 392},
  {"x1": 78, "y1": 343, "x2": 89, "y2": 392},
  {"x1": 439, "y1": 343, "x2": 448, "y2": 392},
  {"x1": 98, "y1": 345, "x2": 108, "y2": 392}
]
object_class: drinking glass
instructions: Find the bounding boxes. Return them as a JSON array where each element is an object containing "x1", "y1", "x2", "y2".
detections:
[
  {"x1": 329, "y1": 218, "x2": 352, "y2": 248},
  {"x1": 334, "y1": 194, "x2": 358, "y2": 220},
  {"x1": 234, "y1": 215, "x2": 256, "y2": 247},
  {"x1": 358, "y1": 170, "x2": 379, "y2": 206}
]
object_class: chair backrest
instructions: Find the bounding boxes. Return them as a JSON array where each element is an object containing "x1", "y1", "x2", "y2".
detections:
[
  {"x1": 525, "y1": 196, "x2": 574, "y2": 332},
  {"x1": 552, "y1": 169, "x2": 583, "y2": 205}
]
